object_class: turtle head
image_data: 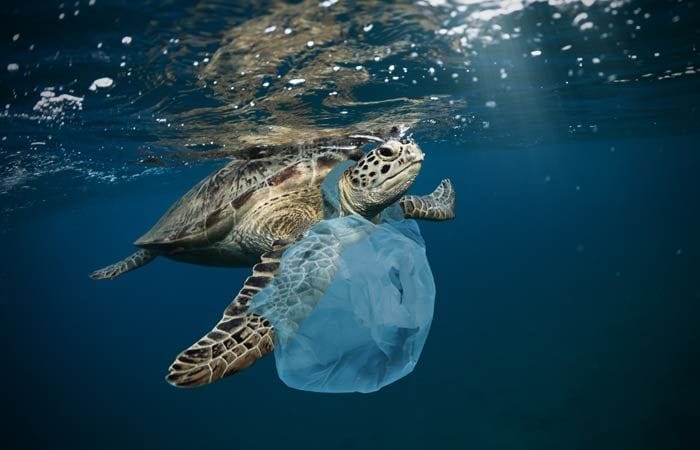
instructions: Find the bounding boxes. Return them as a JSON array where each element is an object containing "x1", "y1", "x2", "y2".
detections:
[{"x1": 338, "y1": 139, "x2": 424, "y2": 219}]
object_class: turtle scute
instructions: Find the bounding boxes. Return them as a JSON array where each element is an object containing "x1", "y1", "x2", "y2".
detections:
[
  {"x1": 133, "y1": 146, "x2": 362, "y2": 248},
  {"x1": 250, "y1": 205, "x2": 436, "y2": 393}
]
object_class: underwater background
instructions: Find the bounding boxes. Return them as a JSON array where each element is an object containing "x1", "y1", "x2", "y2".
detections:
[{"x1": 1, "y1": 0, "x2": 698, "y2": 449}]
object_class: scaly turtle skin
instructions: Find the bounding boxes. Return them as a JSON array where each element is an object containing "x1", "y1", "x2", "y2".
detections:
[{"x1": 91, "y1": 137, "x2": 455, "y2": 387}]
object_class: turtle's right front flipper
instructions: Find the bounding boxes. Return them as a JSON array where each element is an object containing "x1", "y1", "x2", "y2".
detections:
[
  {"x1": 165, "y1": 241, "x2": 291, "y2": 388},
  {"x1": 400, "y1": 179, "x2": 456, "y2": 221},
  {"x1": 165, "y1": 226, "x2": 352, "y2": 388},
  {"x1": 90, "y1": 248, "x2": 158, "y2": 280}
]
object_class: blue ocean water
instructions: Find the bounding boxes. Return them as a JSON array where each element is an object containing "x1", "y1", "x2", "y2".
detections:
[{"x1": 1, "y1": 1, "x2": 699, "y2": 449}]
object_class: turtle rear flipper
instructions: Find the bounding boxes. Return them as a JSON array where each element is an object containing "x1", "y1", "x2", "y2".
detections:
[
  {"x1": 400, "y1": 179, "x2": 455, "y2": 221},
  {"x1": 90, "y1": 249, "x2": 158, "y2": 280},
  {"x1": 165, "y1": 241, "x2": 291, "y2": 388}
]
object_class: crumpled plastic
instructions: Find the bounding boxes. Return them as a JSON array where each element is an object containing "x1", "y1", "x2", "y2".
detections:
[{"x1": 250, "y1": 162, "x2": 435, "y2": 393}]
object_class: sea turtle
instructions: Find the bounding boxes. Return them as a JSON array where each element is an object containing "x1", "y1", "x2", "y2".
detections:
[{"x1": 91, "y1": 135, "x2": 455, "y2": 387}]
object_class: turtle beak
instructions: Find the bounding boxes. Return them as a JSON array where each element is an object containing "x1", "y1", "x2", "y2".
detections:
[{"x1": 410, "y1": 145, "x2": 425, "y2": 164}]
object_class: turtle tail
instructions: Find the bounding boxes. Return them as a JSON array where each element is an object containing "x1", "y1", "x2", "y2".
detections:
[{"x1": 90, "y1": 248, "x2": 158, "y2": 280}]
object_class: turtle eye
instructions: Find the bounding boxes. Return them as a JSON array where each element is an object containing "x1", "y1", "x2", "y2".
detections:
[{"x1": 378, "y1": 147, "x2": 394, "y2": 158}]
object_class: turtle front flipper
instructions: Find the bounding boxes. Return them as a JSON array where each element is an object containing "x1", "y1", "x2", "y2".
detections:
[
  {"x1": 399, "y1": 179, "x2": 456, "y2": 221},
  {"x1": 89, "y1": 249, "x2": 158, "y2": 280},
  {"x1": 165, "y1": 241, "x2": 291, "y2": 388}
]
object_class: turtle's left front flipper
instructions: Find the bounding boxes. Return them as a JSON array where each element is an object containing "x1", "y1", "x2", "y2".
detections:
[
  {"x1": 166, "y1": 241, "x2": 290, "y2": 388},
  {"x1": 400, "y1": 179, "x2": 456, "y2": 221}
]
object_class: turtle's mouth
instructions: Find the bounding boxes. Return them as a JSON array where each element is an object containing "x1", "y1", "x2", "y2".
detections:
[
  {"x1": 383, "y1": 159, "x2": 422, "y2": 190},
  {"x1": 387, "y1": 160, "x2": 421, "y2": 179},
  {"x1": 388, "y1": 151, "x2": 424, "y2": 180}
]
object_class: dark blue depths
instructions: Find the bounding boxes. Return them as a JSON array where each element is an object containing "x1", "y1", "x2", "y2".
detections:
[
  {"x1": 1, "y1": 0, "x2": 700, "y2": 449},
  {"x1": 2, "y1": 135, "x2": 699, "y2": 450}
]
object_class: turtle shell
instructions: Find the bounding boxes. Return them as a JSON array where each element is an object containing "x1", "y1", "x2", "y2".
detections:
[{"x1": 134, "y1": 147, "x2": 362, "y2": 249}]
